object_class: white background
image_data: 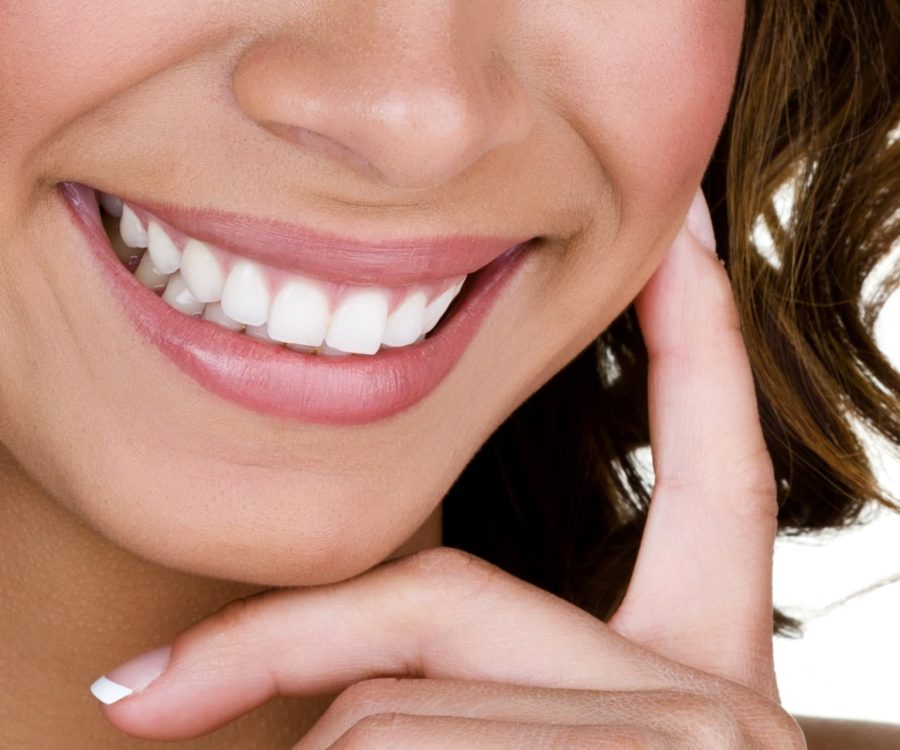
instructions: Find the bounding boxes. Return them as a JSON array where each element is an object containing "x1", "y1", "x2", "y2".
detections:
[{"x1": 773, "y1": 271, "x2": 899, "y2": 725}]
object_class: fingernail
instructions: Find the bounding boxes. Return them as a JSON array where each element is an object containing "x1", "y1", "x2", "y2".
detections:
[
  {"x1": 684, "y1": 188, "x2": 717, "y2": 254},
  {"x1": 89, "y1": 644, "x2": 171, "y2": 705}
]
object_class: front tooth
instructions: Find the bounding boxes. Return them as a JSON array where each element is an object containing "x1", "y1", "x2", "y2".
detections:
[
  {"x1": 382, "y1": 290, "x2": 427, "y2": 347},
  {"x1": 147, "y1": 221, "x2": 182, "y2": 274},
  {"x1": 99, "y1": 193, "x2": 123, "y2": 217},
  {"x1": 161, "y1": 272, "x2": 204, "y2": 315},
  {"x1": 181, "y1": 239, "x2": 225, "y2": 303},
  {"x1": 202, "y1": 301, "x2": 244, "y2": 331},
  {"x1": 220, "y1": 260, "x2": 270, "y2": 325},
  {"x1": 422, "y1": 281, "x2": 464, "y2": 334},
  {"x1": 324, "y1": 289, "x2": 388, "y2": 355},
  {"x1": 120, "y1": 205, "x2": 148, "y2": 248},
  {"x1": 134, "y1": 252, "x2": 171, "y2": 290},
  {"x1": 266, "y1": 278, "x2": 330, "y2": 346}
]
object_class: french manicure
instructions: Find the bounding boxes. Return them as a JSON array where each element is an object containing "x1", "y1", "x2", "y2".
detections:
[
  {"x1": 684, "y1": 188, "x2": 717, "y2": 254},
  {"x1": 89, "y1": 644, "x2": 172, "y2": 705}
]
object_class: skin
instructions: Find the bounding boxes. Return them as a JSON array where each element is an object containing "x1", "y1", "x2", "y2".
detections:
[{"x1": 0, "y1": 1, "x2": 894, "y2": 747}]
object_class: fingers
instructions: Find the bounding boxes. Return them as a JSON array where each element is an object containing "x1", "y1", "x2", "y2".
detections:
[
  {"x1": 295, "y1": 678, "x2": 745, "y2": 750},
  {"x1": 94, "y1": 548, "x2": 685, "y2": 740},
  {"x1": 609, "y1": 189, "x2": 779, "y2": 698},
  {"x1": 319, "y1": 714, "x2": 670, "y2": 750}
]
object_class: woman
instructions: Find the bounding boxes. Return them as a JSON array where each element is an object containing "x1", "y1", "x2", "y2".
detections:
[{"x1": 1, "y1": 1, "x2": 897, "y2": 747}]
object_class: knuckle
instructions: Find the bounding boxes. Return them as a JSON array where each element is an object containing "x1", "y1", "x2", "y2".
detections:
[
  {"x1": 403, "y1": 546, "x2": 486, "y2": 579},
  {"x1": 665, "y1": 691, "x2": 806, "y2": 750},
  {"x1": 657, "y1": 445, "x2": 778, "y2": 526},
  {"x1": 732, "y1": 447, "x2": 778, "y2": 507},
  {"x1": 662, "y1": 693, "x2": 742, "y2": 747},
  {"x1": 400, "y1": 546, "x2": 501, "y2": 603},
  {"x1": 753, "y1": 706, "x2": 808, "y2": 750}
]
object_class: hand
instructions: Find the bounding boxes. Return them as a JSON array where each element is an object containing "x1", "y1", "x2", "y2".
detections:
[{"x1": 92, "y1": 189, "x2": 806, "y2": 749}]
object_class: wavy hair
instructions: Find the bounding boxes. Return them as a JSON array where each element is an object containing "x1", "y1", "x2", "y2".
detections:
[{"x1": 443, "y1": 0, "x2": 900, "y2": 635}]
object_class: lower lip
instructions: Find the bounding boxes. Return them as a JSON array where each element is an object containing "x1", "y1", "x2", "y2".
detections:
[{"x1": 60, "y1": 182, "x2": 532, "y2": 425}]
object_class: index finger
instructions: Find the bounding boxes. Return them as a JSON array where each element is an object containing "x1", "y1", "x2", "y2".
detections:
[
  {"x1": 609, "y1": 189, "x2": 779, "y2": 699},
  {"x1": 91, "y1": 548, "x2": 699, "y2": 741}
]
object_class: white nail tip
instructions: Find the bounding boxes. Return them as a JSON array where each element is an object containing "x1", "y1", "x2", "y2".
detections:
[
  {"x1": 147, "y1": 221, "x2": 181, "y2": 275},
  {"x1": 120, "y1": 205, "x2": 148, "y2": 248},
  {"x1": 221, "y1": 261, "x2": 270, "y2": 326},
  {"x1": 325, "y1": 290, "x2": 388, "y2": 355},
  {"x1": 90, "y1": 675, "x2": 133, "y2": 705},
  {"x1": 181, "y1": 239, "x2": 225, "y2": 303}
]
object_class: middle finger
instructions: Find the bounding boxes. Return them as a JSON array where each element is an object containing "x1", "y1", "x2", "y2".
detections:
[{"x1": 294, "y1": 677, "x2": 748, "y2": 750}]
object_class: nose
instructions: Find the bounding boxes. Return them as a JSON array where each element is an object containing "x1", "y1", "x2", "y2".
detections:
[{"x1": 232, "y1": 3, "x2": 533, "y2": 190}]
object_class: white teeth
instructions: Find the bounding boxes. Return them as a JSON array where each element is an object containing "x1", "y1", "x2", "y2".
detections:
[
  {"x1": 100, "y1": 193, "x2": 123, "y2": 217},
  {"x1": 147, "y1": 221, "x2": 182, "y2": 274},
  {"x1": 325, "y1": 289, "x2": 388, "y2": 355},
  {"x1": 202, "y1": 301, "x2": 243, "y2": 331},
  {"x1": 220, "y1": 260, "x2": 270, "y2": 326},
  {"x1": 382, "y1": 290, "x2": 427, "y2": 347},
  {"x1": 161, "y1": 272, "x2": 204, "y2": 315},
  {"x1": 106, "y1": 195, "x2": 472, "y2": 353},
  {"x1": 120, "y1": 205, "x2": 148, "y2": 248},
  {"x1": 266, "y1": 278, "x2": 330, "y2": 347},
  {"x1": 181, "y1": 239, "x2": 225, "y2": 303},
  {"x1": 134, "y1": 252, "x2": 171, "y2": 290},
  {"x1": 422, "y1": 279, "x2": 465, "y2": 334},
  {"x1": 317, "y1": 342, "x2": 352, "y2": 357}
]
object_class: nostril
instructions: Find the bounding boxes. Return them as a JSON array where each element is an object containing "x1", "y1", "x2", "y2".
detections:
[
  {"x1": 261, "y1": 121, "x2": 376, "y2": 173},
  {"x1": 231, "y1": 26, "x2": 534, "y2": 191}
]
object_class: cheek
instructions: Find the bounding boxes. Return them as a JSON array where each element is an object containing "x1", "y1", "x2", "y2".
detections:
[
  {"x1": 541, "y1": 1, "x2": 744, "y2": 214},
  {"x1": 0, "y1": 2, "x2": 219, "y2": 174}
]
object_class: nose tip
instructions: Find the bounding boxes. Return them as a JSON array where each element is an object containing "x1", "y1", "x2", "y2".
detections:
[{"x1": 231, "y1": 26, "x2": 533, "y2": 190}]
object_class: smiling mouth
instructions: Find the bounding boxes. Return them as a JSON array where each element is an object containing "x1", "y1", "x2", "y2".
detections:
[
  {"x1": 60, "y1": 182, "x2": 535, "y2": 424},
  {"x1": 98, "y1": 192, "x2": 481, "y2": 357}
]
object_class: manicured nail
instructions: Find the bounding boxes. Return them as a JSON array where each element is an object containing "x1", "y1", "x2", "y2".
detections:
[
  {"x1": 684, "y1": 188, "x2": 717, "y2": 254},
  {"x1": 89, "y1": 644, "x2": 172, "y2": 705}
]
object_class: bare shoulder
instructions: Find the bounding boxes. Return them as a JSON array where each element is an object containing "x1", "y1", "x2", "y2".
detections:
[{"x1": 797, "y1": 715, "x2": 900, "y2": 750}]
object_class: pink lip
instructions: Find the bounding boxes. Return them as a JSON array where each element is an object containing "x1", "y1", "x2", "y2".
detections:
[
  {"x1": 110, "y1": 190, "x2": 532, "y2": 286},
  {"x1": 60, "y1": 182, "x2": 534, "y2": 425}
]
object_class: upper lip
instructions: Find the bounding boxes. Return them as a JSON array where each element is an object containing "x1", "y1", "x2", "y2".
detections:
[{"x1": 99, "y1": 187, "x2": 535, "y2": 286}]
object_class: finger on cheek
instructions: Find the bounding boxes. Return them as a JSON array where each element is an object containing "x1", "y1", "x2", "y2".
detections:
[
  {"x1": 635, "y1": 187, "x2": 770, "y2": 491},
  {"x1": 614, "y1": 188, "x2": 779, "y2": 698}
]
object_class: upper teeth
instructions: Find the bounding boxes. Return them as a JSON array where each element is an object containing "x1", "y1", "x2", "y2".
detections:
[{"x1": 103, "y1": 195, "x2": 468, "y2": 356}]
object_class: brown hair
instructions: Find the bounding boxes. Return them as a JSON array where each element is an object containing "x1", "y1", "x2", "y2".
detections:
[{"x1": 443, "y1": 0, "x2": 900, "y2": 636}]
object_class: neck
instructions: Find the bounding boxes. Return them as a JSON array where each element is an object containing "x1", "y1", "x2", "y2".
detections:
[{"x1": 0, "y1": 443, "x2": 443, "y2": 748}]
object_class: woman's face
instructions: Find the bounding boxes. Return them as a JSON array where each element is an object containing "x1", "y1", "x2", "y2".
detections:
[{"x1": 0, "y1": 1, "x2": 744, "y2": 585}]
